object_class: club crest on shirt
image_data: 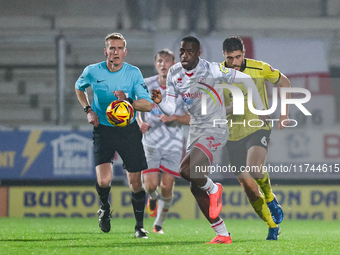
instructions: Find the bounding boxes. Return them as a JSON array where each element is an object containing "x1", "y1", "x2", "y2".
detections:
[
  {"x1": 177, "y1": 78, "x2": 183, "y2": 84},
  {"x1": 198, "y1": 76, "x2": 206, "y2": 83}
]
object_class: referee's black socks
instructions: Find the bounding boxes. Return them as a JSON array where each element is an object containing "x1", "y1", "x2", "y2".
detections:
[
  {"x1": 95, "y1": 182, "x2": 111, "y2": 209},
  {"x1": 131, "y1": 189, "x2": 146, "y2": 228}
]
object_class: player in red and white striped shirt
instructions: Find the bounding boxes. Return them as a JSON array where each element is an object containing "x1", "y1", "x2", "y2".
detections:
[{"x1": 138, "y1": 49, "x2": 189, "y2": 234}]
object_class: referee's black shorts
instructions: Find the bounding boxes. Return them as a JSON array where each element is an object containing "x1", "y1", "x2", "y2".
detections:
[
  {"x1": 93, "y1": 121, "x2": 148, "y2": 173},
  {"x1": 226, "y1": 129, "x2": 271, "y2": 176}
]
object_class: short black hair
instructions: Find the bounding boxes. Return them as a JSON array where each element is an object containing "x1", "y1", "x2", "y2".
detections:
[
  {"x1": 181, "y1": 36, "x2": 200, "y2": 51},
  {"x1": 223, "y1": 36, "x2": 244, "y2": 52}
]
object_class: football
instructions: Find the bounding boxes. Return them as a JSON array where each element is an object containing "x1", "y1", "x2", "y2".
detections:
[{"x1": 106, "y1": 100, "x2": 135, "y2": 127}]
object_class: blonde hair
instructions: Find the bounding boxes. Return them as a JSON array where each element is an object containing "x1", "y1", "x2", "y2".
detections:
[
  {"x1": 156, "y1": 48, "x2": 175, "y2": 62},
  {"x1": 105, "y1": 32, "x2": 127, "y2": 48}
]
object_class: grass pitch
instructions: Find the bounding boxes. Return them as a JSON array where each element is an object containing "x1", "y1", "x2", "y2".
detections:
[{"x1": 0, "y1": 218, "x2": 339, "y2": 255}]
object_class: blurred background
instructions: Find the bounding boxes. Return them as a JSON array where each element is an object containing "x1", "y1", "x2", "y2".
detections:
[{"x1": 1, "y1": 0, "x2": 340, "y2": 220}]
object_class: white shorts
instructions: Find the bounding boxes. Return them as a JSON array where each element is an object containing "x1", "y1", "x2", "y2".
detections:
[
  {"x1": 142, "y1": 145, "x2": 182, "y2": 178},
  {"x1": 186, "y1": 126, "x2": 228, "y2": 165}
]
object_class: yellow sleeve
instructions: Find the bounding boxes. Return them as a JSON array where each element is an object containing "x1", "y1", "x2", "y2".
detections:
[{"x1": 262, "y1": 62, "x2": 281, "y2": 84}]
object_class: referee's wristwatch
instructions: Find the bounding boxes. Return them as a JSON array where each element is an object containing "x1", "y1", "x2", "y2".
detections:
[
  {"x1": 83, "y1": 106, "x2": 92, "y2": 113},
  {"x1": 126, "y1": 97, "x2": 134, "y2": 105}
]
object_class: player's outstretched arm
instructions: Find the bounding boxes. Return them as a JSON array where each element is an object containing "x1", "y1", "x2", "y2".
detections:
[
  {"x1": 131, "y1": 98, "x2": 153, "y2": 112},
  {"x1": 151, "y1": 89, "x2": 162, "y2": 103},
  {"x1": 159, "y1": 111, "x2": 190, "y2": 125},
  {"x1": 136, "y1": 112, "x2": 151, "y2": 134},
  {"x1": 152, "y1": 89, "x2": 176, "y2": 116},
  {"x1": 174, "y1": 111, "x2": 190, "y2": 125},
  {"x1": 113, "y1": 90, "x2": 152, "y2": 112}
]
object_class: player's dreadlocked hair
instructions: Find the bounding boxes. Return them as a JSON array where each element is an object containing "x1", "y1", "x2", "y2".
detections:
[
  {"x1": 223, "y1": 36, "x2": 244, "y2": 53},
  {"x1": 181, "y1": 36, "x2": 200, "y2": 52}
]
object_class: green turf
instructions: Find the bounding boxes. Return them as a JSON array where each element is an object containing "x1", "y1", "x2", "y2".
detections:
[{"x1": 0, "y1": 218, "x2": 339, "y2": 255}]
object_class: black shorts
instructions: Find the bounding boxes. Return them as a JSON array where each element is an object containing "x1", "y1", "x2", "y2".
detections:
[
  {"x1": 226, "y1": 129, "x2": 271, "y2": 175},
  {"x1": 93, "y1": 121, "x2": 148, "y2": 173}
]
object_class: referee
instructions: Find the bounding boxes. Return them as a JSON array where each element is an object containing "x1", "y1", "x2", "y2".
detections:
[{"x1": 75, "y1": 32, "x2": 152, "y2": 238}]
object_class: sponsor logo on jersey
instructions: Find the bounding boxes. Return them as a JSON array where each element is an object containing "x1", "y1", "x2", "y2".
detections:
[
  {"x1": 181, "y1": 91, "x2": 202, "y2": 106},
  {"x1": 177, "y1": 78, "x2": 183, "y2": 84},
  {"x1": 141, "y1": 83, "x2": 149, "y2": 93},
  {"x1": 183, "y1": 98, "x2": 192, "y2": 105},
  {"x1": 151, "y1": 107, "x2": 163, "y2": 116},
  {"x1": 181, "y1": 91, "x2": 202, "y2": 99}
]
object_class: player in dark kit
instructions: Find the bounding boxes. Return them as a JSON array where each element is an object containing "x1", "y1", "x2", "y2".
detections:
[{"x1": 75, "y1": 32, "x2": 153, "y2": 238}]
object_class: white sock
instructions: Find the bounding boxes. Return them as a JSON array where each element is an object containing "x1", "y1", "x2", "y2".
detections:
[
  {"x1": 148, "y1": 190, "x2": 158, "y2": 200},
  {"x1": 211, "y1": 219, "x2": 229, "y2": 237},
  {"x1": 200, "y1": 176, "x2": 218, "y2": 194},
  {"x1": 154, "y1": 195, "x2": 173, "y2": 227}
]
